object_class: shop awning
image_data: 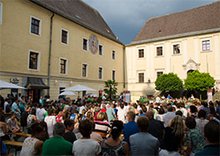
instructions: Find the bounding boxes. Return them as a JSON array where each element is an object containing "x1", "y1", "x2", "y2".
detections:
[{"x1": 26, "y1": 77, "x2": 49, "y2": 89}]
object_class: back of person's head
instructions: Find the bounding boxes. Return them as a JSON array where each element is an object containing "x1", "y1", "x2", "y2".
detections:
[
  {"x1": 30, "y1": 108, "x2": 36, "y2": 115},
  {"x1": 126, "y1": 111, "x2": 135, "y2": 121},
  {"x1": 170, "y1": 116, "x2": 184, "y2": 138},
  {"x1": 201, "y1": 101, "x2": 208, "y2": 107},
  {"x1": 64, "y1": 119, "x2": 74, "y2": 128},
  {"x1": 146, "y1": 111, "x2": 154, "y2": 120},
  {"x1": 137, "y1": 116, "x2": 149, "y2": 132},
  {"x1": 167, "y1": 105, "x2": 173, "y2": 112},
  {"x1": 158, "y1": 107, "x2": 165, "y2": 114},
  {"x1": 47, "y1": 108, "x2": 54, "y2": 116},
  {"x1": 190, "y1": 105, "x2": 198, "y2": 113},
  {"x1": 198, "y1": 109, "x2": 207, "y2": 119},
  {"x1": 97, "y1": 112, "x2": 106, "y2": 121},
  {"x1": 111, "y1": 120, "x2": 123, "y2": 140},
  {"x1": 31, "y1": 122, "x2": 44, "y2": 137},
  {"x1": 79, "y1": 119, "x2": 93, "y2": 138},
  {"x1": 175, "y1": 110, "x2": 183, "y2": 117},
  {"x1": 185, "y1": 116, "x2": 196, "y2": 129},
  {"x1": 53, "y1": 122, "x2": 65, "y2": 137},
  {"x1": 204, "y1": 120, "x2": 220, "y2": 144}
]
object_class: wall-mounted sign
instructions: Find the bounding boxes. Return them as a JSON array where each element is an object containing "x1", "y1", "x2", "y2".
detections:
[{"x1": 89, "y1": 34, "x2": 98, "y2": 54}]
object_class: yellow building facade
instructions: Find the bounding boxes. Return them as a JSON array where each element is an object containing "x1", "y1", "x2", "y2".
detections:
[
  {"x1": 125, "y1": 2, "x2": 220, "y2": 102},
  {"x1": 0, "y1": 0, "x2": 124, "y2": 101}
]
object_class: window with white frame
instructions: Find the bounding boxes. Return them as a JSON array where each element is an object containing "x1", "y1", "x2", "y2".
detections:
[
  {"x1": 112, "y1": 70, "x2": 115, "y2": 81},
  {"x1": 138, "y1": 49, "x2": 144, "y2": 58},
  {"x1": 156, "y1": 46, "x2": 163, "y2": 56},
  {"x1": 99, "y1": 45, "x2": 103, "y2": 55},
  {"x1": 0, "y1": 3, "x2": 3, "y2": 25},
  {"x1": 82, "y1": 64, "x2": 87, "y2": 77},
  {"x1": 138, "y1": 73, "x2": 144, "y2": 83},
  {"x1": 61, "y1": 29, "x2": 68, "y2": 44},
  {"x1": 98, "y1": 67, "x2": 103, "y2": 79},
  {"x1": 29, "y1": 51, "x2": 39, "y2": 70},
  {"x1": 83, "y1": 38, "x2": 88, "y2": 50},
  {"x1": 112, "y1": 51, "x2": 115, "y2": 60},
  {"x1": 60, "y1": 58, "x2": 67, "y2": 74},
  {"x1": 173, "y1": 44, "x2": 180, "y2": 54},
  {"x1": 157, "y1": 71, "x2": 163, "y2": 78},
  {"x1": 202, "y1": 40, "x2": 210, "y2": 51},
  {"x1": 30, "y1": 17, "x2": 40, "y2": 35}
]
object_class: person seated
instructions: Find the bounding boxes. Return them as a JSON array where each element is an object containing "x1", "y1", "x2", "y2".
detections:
[
  {"x1": 20, "y1": 123, "x2": 44, "y2": 156},
  {"x1": 195, "y1": 119, "x2": 220, "y2": 156},
  {"x1": 63, "y1": 119, "x2": 76, "y2": 144},
  {"x1": 72, "y1": 119, "x2": 101, "y2": 156},
  {"x1": 101, "y1": 120, "x2": 129, "y2": 156},
  {"x1": 6, "y1": 113, "x2": 21, "y2": 133}
]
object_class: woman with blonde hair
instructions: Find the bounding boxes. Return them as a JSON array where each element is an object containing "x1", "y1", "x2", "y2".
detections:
[{"x1": 160, "y1": 116, "x2": 184, "y2": 156}]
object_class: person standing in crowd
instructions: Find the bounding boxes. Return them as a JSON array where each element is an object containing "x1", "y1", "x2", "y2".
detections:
[
  {"x1": 11, "y1": 97, "x2": 21, "y2": 119},
  {"x1": 44, "y1": 108, "x2": 56, "y2": 138},
  {"x1": 117, "y1": 103, "x2": 127, "y2": 123},
  {"x1": 123, "y1": 111, "x2": 139, "y2": 144},
  {"x1": 63, "y1": 119, "x2": 76, "y2": 144},
  {"x1": 106, "y1": 103, "x2": 116, "y2": 122},
  {"x1": 146, "y1": 110, "x2": 165, "y2": 145},
  {"x1": 42, "y1": 122, "x2": 72, "y2": 155},
  {"x1": 195, "y1": 109, "x2": 209, "y2": 136},
  {"x1": 160, "y1": 116, "x2": 185, "y2": 156},
  {"x1": 100, "y1": 120, "x2": 129, "y2": 156},
  {"x1": 36, "y1": 104, "x2": 47, "y2": 122},
  {"x1": 184, "y1": 116, "x2": 205, "y2": 155},
  {"x1": 129, "y1": 116, "x2": 159, "y2": 156},
  {"x1": 72, "y1": 119, "x2": 101, "y2": 156},
  {"x1": 195, "y1": 119, "x2": 220, "y2": 156},
  {"x1": 162, "y1": 105, "x2": 176, "y2": 127},
  {"x1": 20, "y1": 122, "x2": 44, "y2": 156}
]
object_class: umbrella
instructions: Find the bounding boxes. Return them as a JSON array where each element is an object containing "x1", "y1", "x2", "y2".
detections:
[
  {"x1": 63, "y1": 84, "x2": 95, "y2": 92},
  {"x1": 0, "y1": 80, "x2": 25, "y2": 89},
  {"x1": 59, "y1": 91, "x2": 76, "y2": 96}
]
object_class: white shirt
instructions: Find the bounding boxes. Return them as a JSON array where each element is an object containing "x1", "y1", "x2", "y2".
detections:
[
  {"x1": 36, "y1": 108, "x2": 46, "y2": 121},
  {"x1": 44, "y1": 115, "x2": 56, "y2": 137},
  {"x1": 20, "y1": 137, "x2": 40, "y2": 156},
  {"x1": 72, "y1": 139, "x2": 101, "y2": 156},
  {"x1": 162, "y1": 112, "x2": 176, "y2": 127}
]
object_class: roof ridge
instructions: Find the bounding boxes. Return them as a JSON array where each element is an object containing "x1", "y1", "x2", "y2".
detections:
[{"x1": 149, "y1": 1, "x2": 219, "y2": 22}]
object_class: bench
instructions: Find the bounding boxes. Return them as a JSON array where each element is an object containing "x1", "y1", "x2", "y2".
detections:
[
  {"x1": 3, "y1": 140, "x2": 23, "y2": 156},
  {"x1": 14, "y1": 132, "x2": 31, "y2": 138}
]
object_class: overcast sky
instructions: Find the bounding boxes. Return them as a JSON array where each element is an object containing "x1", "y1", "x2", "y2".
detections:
[{"x1": 83, "y1": 0, "x2": 217, "y2": 44}]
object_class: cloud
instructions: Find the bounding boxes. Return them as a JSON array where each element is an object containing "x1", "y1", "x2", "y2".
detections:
[{"x1": 83, "y1": 0, "x2": 217, "y2": 44}]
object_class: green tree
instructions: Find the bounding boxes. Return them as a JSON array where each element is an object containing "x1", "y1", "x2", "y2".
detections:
[
  {"x1": 104, "y1": 80, "x2": 118, "y2": 101},
  {"x1": 155, "y1": 73, "x2": 183, "y2": 94},
  {"x1": 184, "y1": 70, "x2": 215, "y2": 92}
]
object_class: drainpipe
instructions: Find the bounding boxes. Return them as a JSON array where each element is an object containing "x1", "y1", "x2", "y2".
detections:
[
  {"x1": 123, "y1": 45, "x2": 126, "y2": 89},
  {"x1": 47, "y1": 13, "x2": 54, "y2": 96}
]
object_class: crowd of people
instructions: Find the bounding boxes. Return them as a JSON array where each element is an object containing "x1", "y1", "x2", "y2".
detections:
[{"x1": 0, "y1": 94, "x2": 220, "y2": 156}]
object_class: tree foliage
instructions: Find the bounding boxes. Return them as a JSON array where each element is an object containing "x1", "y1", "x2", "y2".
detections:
[
  {"x1": 184, "y1": 70, "x2": 215, "y2": 91},
  {"x1": 155, "y1": 73, "x2": 183, "y2": 93},
  {"x1": 104, "y1": 80, "x2": 118, "y2": 101}
]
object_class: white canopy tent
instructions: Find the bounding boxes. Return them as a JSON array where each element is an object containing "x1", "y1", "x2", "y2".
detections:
[
  {"x1": 63, "y1": 84, "x2": 96, "y2": 92},
  {"x1": 59, "y1": 91, "x2": 76, "y2": 96},
  {"x1": 0, "y1": 80, "x2": 25, "y2": 89}
]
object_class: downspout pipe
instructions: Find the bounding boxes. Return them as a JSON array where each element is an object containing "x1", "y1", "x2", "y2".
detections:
[{"x1": 47, "y1": 13, "x2": 54, "y2": 96}]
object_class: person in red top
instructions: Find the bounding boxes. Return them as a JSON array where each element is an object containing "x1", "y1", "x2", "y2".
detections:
[{"x1": 56, "y1": 111, "x2": 63, "y2": 123}]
